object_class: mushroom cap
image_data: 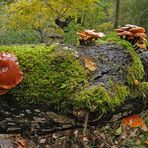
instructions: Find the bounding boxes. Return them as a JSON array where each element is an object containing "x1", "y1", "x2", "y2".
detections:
[
  {"x1": 121, "y1": 114, "x2": 144, "y2": 127},
  {"x1": 117, "y1": 31, "x2": 133, "y2": 37},
  {"x1": 84, "y1": 30, "x2": 99, "y2": 38},
  {"x1": 0, "y1": 52, "x2": 23, "y2": 89},
  {"x1": 129, "y1": 27, "x2": 145, "y2": 34},
  {"x1": 115, "y1": 28, "x2": 124, "y2": 33},
  {"x1": 120, "y1": 26, "x2": 131, "y2": 31},
  {"x1": 134, "y1": 32, "x2": 147, "y2": 38},
  {"x1": 125, "y1": 24, "x2": 138, "y2": 28},
  {"x1": 0, "y1": 87, "x2": 9, "y2": 95},
  {"x1": 77, "y1": 30, "x2": 105, "y2": 41}
]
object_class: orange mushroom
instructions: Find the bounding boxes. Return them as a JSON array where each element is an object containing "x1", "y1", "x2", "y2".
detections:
[
  {"x1": 129, "y1": 27, "x2": 145, "y2": 34},
  {"x1": 0, "y1": 52, "x2": 23, "y2": 95},
  {"x1": 115, "y1": 24, "x2": 147, "y2": 50},
  {"x1": 77, "y1": 29, "x2": 105, "y2": 45},
  {"x1": 117, "y1": 31, "x2": 133, "y2": 37},
  {"x1": 121, "y1": 114, "x2": 144, "y2": 128}
]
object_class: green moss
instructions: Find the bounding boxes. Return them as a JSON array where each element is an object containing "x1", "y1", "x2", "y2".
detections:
[
  {"x1": 0, "y1": 44, "x2": 88, "y2": 109},
  {"x1": 75, "y1": 84, "x2": 130, "y2": 113},
  {"x1": 139, "y1": 82, "x2": 148, "y2": 95}
]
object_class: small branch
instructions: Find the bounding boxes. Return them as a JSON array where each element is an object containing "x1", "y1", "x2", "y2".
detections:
[{"x1": 83, "y1": 111, "x2": 89, "y2": 136}]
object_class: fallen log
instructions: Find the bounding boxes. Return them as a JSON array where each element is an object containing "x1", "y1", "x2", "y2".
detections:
[{"x1": 0, "y1": 38, "x2": 148, "y2": 135}]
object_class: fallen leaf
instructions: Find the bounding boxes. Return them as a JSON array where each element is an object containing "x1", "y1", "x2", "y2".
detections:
[
  {"x1": 115, "y1": 127, "x2": 122, "y2": 135},
  {"x1": 84, "y1": 57, "x2": 97, "y2": 71}
]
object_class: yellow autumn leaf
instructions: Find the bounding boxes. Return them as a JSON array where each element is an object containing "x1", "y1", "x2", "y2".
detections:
[{"x1": 84, "y1": 57, "x2": 97, "y2": 71}]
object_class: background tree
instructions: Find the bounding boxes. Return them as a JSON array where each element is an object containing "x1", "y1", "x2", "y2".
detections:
[
  {"x1": 120, "y1": 0, "x2": 148, "y2": 32},
  {"x1": 114, "y1": 0, "x2": 120, "y2": 28},
  {"x1": 0, "y1": 0, "x2": 114, "y2": 44}
]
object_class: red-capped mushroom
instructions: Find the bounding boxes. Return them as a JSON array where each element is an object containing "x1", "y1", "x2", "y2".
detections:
[
  {"x1": 0, "y1": 52, "x2": 23, "y2": 90},
  {"x1": 121, "y1": 114, "x2": 144, "y2": 128}
]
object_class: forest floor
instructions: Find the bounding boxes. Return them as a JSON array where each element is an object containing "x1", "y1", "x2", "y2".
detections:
[{"x1": 0, "y1": 109, "x2": 147, "y2": 148}]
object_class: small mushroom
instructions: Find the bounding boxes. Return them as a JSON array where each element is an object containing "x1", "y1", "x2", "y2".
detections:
[
  {"x1": 121, "y1": 114, "x2": 144, "y2": 128},
  {"x1": 77, "y1": 29, "x2": 105, "y2": 45},
  {"x1": 0, "y1": 52, "x2": 23, "y2": 91}
]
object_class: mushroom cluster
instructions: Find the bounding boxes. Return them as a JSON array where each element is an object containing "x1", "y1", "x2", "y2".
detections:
[
  {"x1": 77, "y1": 29, "x2": 105, "y2": 45},
  {"x1": 115, "y1": 24, "x2": 147, "y2": 50},
  {"x1": 0, "y1": 53, "x2": 23, "y2": 95}
]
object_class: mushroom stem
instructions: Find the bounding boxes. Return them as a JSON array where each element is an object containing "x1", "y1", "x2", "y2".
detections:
[{"x1": 131, "y1": 36, "x2": 140, "y2": 45}]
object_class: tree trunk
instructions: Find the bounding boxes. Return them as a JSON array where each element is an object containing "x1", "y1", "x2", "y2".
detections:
[{"x1": 114, "y1": 0, "x2": 120, "y2": 28}]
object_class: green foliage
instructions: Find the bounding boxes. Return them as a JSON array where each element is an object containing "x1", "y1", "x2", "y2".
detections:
[
  {"x1": 63, "y1": 21, "x2": 83, "y2": 45},
  {"x1": 0, "y1": 0, "x2": 114, "y2": 45},
  {"x1": 120, "y1": 0, "x2": 148, "y2": 32},
  {"x1": 0, "y1": 28, "x2": 38, "y2": 45}
]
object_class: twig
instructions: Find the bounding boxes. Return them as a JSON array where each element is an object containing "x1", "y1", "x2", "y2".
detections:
[{"x1": 83, "y1": 111, "x2": 89, "y2": 136}]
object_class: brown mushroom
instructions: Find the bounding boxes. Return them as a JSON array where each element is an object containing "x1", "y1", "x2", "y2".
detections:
[
  {"x1": 115, "y1": 28, "x2": 124, "y2": 33},
  {"x1": 134, "y1": 32, "x2": 147, "y2": 38},
  {"x1": 84, "y1": 29, "x2": 105, "y2": 38},
  {"x1": 129, "y1": 27, "x2": 145, "y2": 34},
  {"x1": 117, "y1": 31, "x2": 133, "y2": 37},
  {"x1": 77, "y1": 29, "x2": 105, "y2": 45},
  {"x1": 0, "y1": 52, "x2": 23, "y2": 90}
]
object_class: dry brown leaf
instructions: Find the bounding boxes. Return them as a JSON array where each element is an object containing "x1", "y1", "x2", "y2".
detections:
[{"x1": 84, "y1": 58, "x2": 97, "y2": 71}]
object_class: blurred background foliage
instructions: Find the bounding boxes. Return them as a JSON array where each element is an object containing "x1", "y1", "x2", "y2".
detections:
[{"x1": 0, "y1": 0, "x2": 147, "y2": 45}]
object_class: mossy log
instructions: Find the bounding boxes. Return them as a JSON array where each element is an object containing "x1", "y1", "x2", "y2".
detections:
[{"x1": 0, "y1": 39, "x2": 148, "y2": 135}]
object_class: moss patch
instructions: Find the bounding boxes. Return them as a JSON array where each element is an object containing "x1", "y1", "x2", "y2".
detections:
[
  {"x1": 0, "y1": 44, "x2": 88, "y2": 110},
  {"x1": 75, "y1": 84, "x2": 130, "y2": 113}
]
